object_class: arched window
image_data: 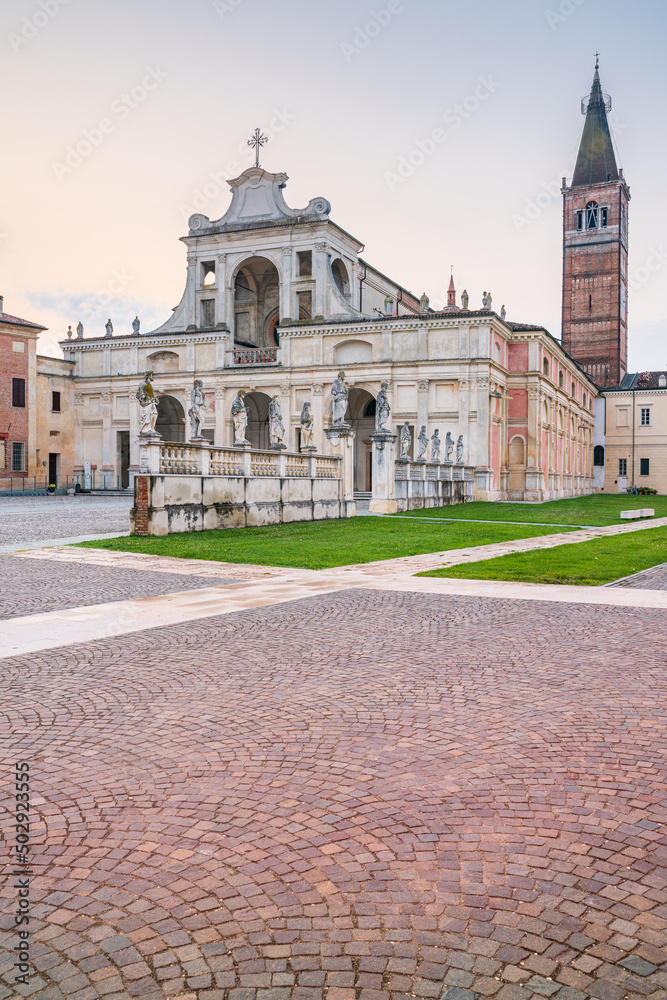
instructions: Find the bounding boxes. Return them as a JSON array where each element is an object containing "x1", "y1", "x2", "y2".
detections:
[
  {"x1": 571, "y1": 381, "x2": 576, "y2": 397},
  {"x1": 543, "y1": 358, "x2": 549, "y2": 377},
  {"x1": 559, "y1": 371, "x2": 564, "y2": 389},
  {"x1": 586, "y1": 201, "x2": 599, "y2": 230},
  {"x1": 594, "y1": 445, "x2": 605, "y2": 467}
]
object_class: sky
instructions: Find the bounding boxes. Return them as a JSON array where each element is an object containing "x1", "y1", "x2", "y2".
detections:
[{"x1": 0, "y1": 0, "x2": 665, "y2": 371}]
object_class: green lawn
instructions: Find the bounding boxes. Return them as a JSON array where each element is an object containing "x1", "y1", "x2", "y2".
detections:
[
  {"x1": 79, "y1": 517, "x2": 569, "y2": 571},
  {"x1": 398, "y1": 493, "x2": 667, "y2": 527},
  {"x1": 418, "y1": 525, "x2": 667, "y2": 586}
]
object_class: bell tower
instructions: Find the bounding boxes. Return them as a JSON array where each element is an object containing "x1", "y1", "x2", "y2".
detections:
[{"x1": 561, "y1": 59, "x2": 630, "y2": 387}]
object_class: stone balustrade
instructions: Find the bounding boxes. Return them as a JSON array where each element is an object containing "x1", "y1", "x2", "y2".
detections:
[{"x1": 229, "y1": 347, "x2": 280, "y2": 366}]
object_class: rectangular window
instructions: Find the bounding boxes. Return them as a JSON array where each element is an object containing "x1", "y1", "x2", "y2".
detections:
[
  {"x1": 12, "y1": 377, "x2": 26, "y2": 408},
  {"x1": 12, "y1": 441, "x2": 25, "y2": 472},
  {"x1": 640, "y1": 407, "x2": 651, "y2": 426},
  {"x1": 619, "y1": 458, "x2": 627, "y2": 476},
  {"x1": 640, "y1": 458, "x2": 650, "y2": 476},
  {"x1": 12, "y1": 341, "x2": 25, "y2": 353},
  {"x1": 52, "y1": 390, "x2": 61, "y2": 412},
  {"x1": 576, "y1": 211, "x2": 583, "y2": 231},
  {"x1": 297, "y1": 251, "x2": 312, "y2": 276},
  {"x1": 200, "y1": 299, "x2": 215, "y2": 327},
  {"x1": 601, "y1": 207, "x2": 608, "y2": 228},
  {"x1": 297, "y1": 290, "x2": 312, "y2": 318},
  {"x1": 201, "y1": 261, "x2": 216, "y2": 287}
]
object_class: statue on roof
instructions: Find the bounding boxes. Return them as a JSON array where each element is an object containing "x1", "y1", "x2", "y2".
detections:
[
  {"x1": 461, "y1": 290, "x2": 469, "y2": 310},
  {"x1": 105, "y1": 318, "x2": 113, "y2": 338}
]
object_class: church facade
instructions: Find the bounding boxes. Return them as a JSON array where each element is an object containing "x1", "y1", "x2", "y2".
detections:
[{"x1": 61, "y1": 128, "x2": 600, "y2": 502}]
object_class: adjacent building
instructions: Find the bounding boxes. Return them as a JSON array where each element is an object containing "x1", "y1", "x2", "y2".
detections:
[{"x1": 601, "y1": 372, "x2": 667, "y2": 493}]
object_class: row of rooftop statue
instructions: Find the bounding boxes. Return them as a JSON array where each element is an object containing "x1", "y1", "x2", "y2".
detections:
[{"x1": 136, "y1": 370, "x2": 464, "y2": 464}]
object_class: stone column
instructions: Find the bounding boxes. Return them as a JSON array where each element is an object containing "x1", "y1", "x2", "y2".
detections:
[
  {"x1": 473, "y1": 376, "x2": 493, "y2": 498},
  {"x1": 314, "y1": 242, "x2": 328, "y2": 318},
  {"x1": 311, "y1": 383, "x2": 323, "y2": 453},
  {"x1": 214, "y1": 385, "x2": 226, "y2": 446},
  {"x1": 216, "y1": 253, "x2": 227, "y2": 327},
  {"x1": 525, "y1": 386, "x2": 544, "y2": 499},
  {"x1": 280, "y1": 381, "x2": 292, "y2": 450},
  {"x1": 457, "y1": 377, "x2": 470, "y2": 463},
  {"x1": 186, "y1": 255, "x2": 197, "y2": 327},
  {"x1": 74, "y1": 393, "x2": 85, "y2": 480},
  {"x1": 369, "y1": 431, "x2": 398, "y2": 514},
  {"x1": 101, "y1": 392, "x2": 114, "y2": 485},
  {"x1": 417, "y1": 379, "x2": 429, "y2": 437},
  {"x1": 325, "y1": 426, "x2": 356, "y2": 517},
  {"x1": 128, "y1": 387, "x2": 140, "y2": 487},
  {"x1": 281, "y1": 247, "x2": 293, "y2": 322}
]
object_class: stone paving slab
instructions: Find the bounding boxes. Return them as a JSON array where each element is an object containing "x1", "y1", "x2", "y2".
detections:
[
  {"x1": 1, "y1": 589, "x2": 666, "y2": 1000},
  {"x1": 0, "y1": 554, "x2": 241, "y2": 621}
]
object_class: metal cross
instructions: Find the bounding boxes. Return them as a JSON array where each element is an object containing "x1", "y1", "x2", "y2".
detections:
[{"x1": 247, "y1": 127, "x2": 268, "y2": 168}]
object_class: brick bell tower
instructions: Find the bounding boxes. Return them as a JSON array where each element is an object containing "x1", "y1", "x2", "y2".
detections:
[{"x1": 561, "y1": 58, "x2": 630, "y2": 387}]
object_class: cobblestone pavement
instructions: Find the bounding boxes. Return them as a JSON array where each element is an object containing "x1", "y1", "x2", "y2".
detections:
[
  {"x1": 0, "y1": 495, "x2": 132, "y2": 546},
  {"x1": 0, "y1": 554, "x2": 240, "y2": 620},
  {"x1": 1, "y1": 590, "x2": 666, "y2": 1000},
  {"x1": 610, "y1": 563, "x2": 667, "y2": 591}
]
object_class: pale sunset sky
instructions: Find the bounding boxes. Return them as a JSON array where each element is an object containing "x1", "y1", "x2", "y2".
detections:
[{"x1": 0, "y1": 0, "x2": 665, "y2": 370}]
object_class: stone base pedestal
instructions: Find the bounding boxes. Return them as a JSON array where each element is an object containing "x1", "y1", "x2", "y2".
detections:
[
  {"x1": 325, "y1": 426, "x2": 356, "y2": 514},
  {"x1": 369, "y1": 431, "x2": 398, "y2": 514},
  {"x1": 300, "y1": 445, "x2": 317, "y2": 454},
  {"x1": 270, "y1": 443, "x2": 287, "y2": 451}
]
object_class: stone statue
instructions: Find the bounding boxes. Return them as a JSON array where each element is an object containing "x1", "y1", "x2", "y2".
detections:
[
  {"x1": 431, "y1": 429, "x2": 441, "y2": 463},
  {"x1": 67, "y1": 325, "x2": 73, "y2": 339},
  {"x1": 375, "y1": 381, "x2": 391, "y2": 432},
  {"x1": 331, "y1": 371, "x2": 350, "y2": 427},
  {"x1": 76, "y1": 321, "x2": 84, "y2": 339},
  {"x1": 300, "y1": 401, "x2": 315, "y2": 451},
  {"x1": 420, "y1": 292, "x2": 430, "y2": 313},
  {"x1": 400, "y1": 421, "x2": 412, "y2": 459},
  {"x1": 445, "y1": 431, "x2": 455, "y2": 463},
  {"x1": 501, "y1": 304, "x2": 506, "y2": 322},
  {"x1": 137, "y1": 371, "x2": 159, "y2": 436},
  {"x1": 188, "y1": 378, "x2": 206, "y2": 439},
  {"x1": 132, "y1": 316, "x2": 141, "y2": 335},
  {"x1": 487, "y1": 292, "x2": 493, "y2": 311},
  {"x1": 417, "y1": 425, "x2": 429, "y2": 460},
  {"x1": 268, "y1": 395, "x2": 285, "y2": 447},
  {"x1": 105, "y1": 318, "x2": 113, "y2": 338},
  {"x1": 482, "y1": 292, "x2": 488, "y2": 309},
  {"x1": 231, "y1": 389, "x2": 250, "y2": 446},
  {"x1": 461, "y1": 290, "x2": 469, "y2": 310},
  {"x1": 456, "y1": 434, "x2": 464, "y2": 463}
]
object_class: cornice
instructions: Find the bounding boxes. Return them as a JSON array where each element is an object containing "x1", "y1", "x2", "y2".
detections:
[{"x1": 60, "y1": 332, "x2": 227, "y2": 351}]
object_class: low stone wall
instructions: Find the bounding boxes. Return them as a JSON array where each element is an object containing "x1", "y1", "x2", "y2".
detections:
[
  {"x1": 131, "y1": 474, "x2": 351, "y2": 536},
  {"x1": 394, "y1": 461, "x2": 475, "y2": 511}
]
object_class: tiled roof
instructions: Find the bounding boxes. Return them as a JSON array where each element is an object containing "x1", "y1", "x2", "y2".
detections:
[
  {"x1": 632, "y1": 371, "x2": 667, "y2": 389},
  {"x1": 0, "y1": 311, "x2": 46, "y2": 331}
]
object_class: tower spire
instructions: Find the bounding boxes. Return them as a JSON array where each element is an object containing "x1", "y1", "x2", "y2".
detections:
[
  {"x1": 572, "y1": 58, "x2": 618, "y2": 187},
  {"x1": 447, "y1": 270, "x2": 456, "y2": 308}
]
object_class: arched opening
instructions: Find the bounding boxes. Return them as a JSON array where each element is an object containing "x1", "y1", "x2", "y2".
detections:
[
  {"x1": 346, "y1": 387, "x2": 376, "y2": 493},
  {"x1": 156, "y1": 395, "x2": 186, "y2": 443},
  {"x1": 331, "y1": 259, "x2": 350, "y2": 302},
  {"x1": 586, "y1": 201, "x2": 599, "y2": 230},
  {"x1": 543, "y1": 358, "x2": 549, "y2": 377},
  {"x1": 594, "y1": 445, "x2": 605, "y2": 466},
  {"x1": 233, "y1": 257, "x2": 280, "y2": 348},
  {"x1": 245, "y1": 391, "x2": 272, "y2": 450}
]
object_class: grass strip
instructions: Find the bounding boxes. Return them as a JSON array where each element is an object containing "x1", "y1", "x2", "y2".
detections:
[
  {"x1": 418, "y1": 525, "x2": 667, "y2": 586},
  {"x1": 78, "y1": 517, "x2": 570, "y2": 571},
  {"x1": 401, "y1": 494, "x2": 667, "y2": 527}
]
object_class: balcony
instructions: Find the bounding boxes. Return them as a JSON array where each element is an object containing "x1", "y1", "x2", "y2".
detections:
[{"x1": 229, "y1": 348, "x2": 280, "y2": 366}]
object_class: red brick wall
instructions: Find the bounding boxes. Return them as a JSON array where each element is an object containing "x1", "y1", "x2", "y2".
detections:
[
  {"x1": 0, "y1": 332, "x2": 30, "y2": 475},
  {"x1": 133, "y1": 476, "x2": 150, "y2": 535},
  {"x1": 562, "y1": 180, "x2": 629, "y2": 387}
]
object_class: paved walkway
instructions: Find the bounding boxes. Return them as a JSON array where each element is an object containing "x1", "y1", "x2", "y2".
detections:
[
  {"x1": 3, "y1": 522, "x2": 667, "y2": 1000},
  {"x1": 1, "y1": 583, "x2": 666, "y2": 1000},
  {"x1": 0, "y1": 494, "x2": 132, "y2": 546}
]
